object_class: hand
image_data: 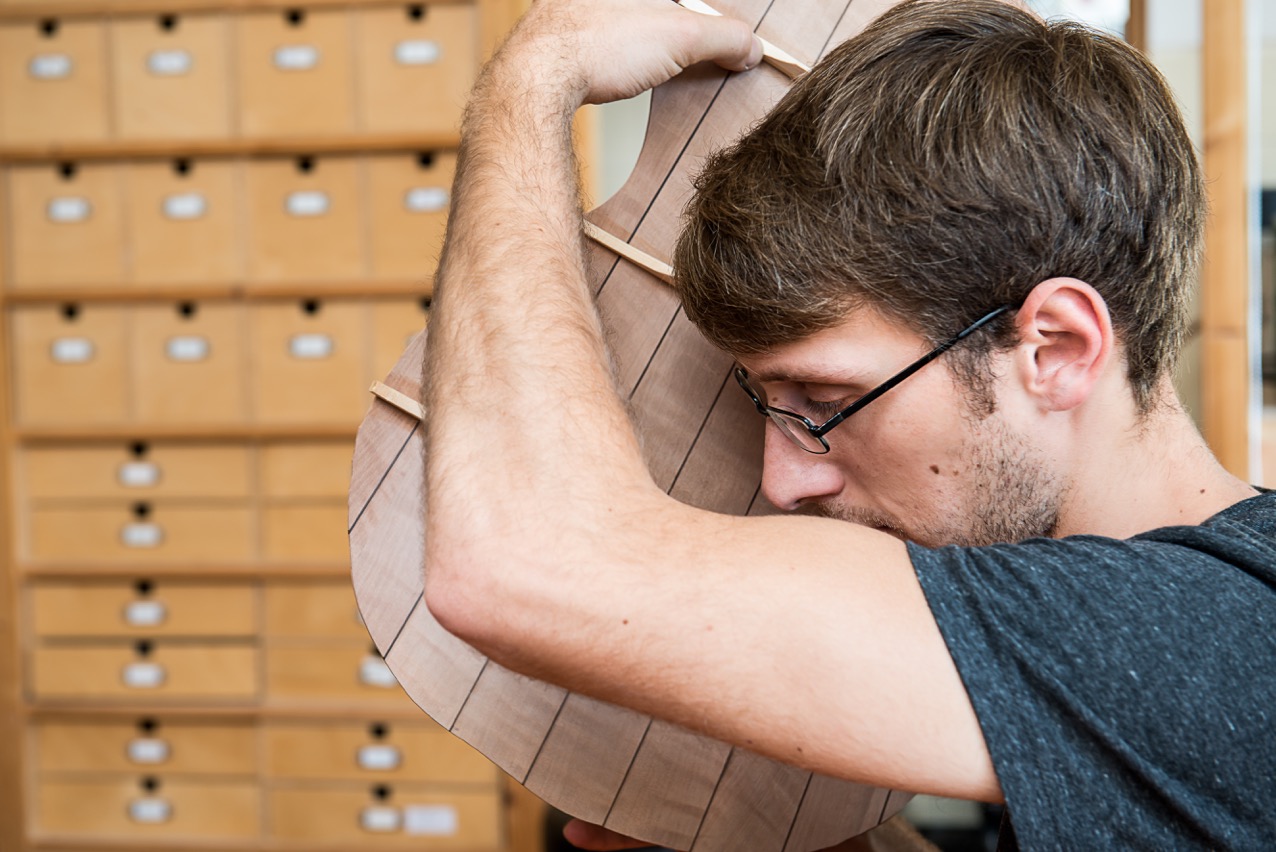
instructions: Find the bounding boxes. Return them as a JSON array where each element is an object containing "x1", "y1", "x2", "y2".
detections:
[
  {"x1": 490, "y1": 0, "x2": 764, "y2": 107},
  {"x1": 562, "y1": 819, "x2": 679, "y2": 851}
]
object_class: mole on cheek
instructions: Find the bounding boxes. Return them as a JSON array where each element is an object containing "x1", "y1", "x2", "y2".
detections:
[{"x1": 929, "y1": 465, "x2": 940, "y2": 475}]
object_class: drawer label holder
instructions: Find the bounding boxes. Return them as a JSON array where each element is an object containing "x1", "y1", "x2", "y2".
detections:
[
  {"x1": 127, "y1": 737, "x2": 171, "y2": 765},
  {"x1": 147, "y1": 49, "x2": 193, "y2": 76},
  {"x1": 394, "y1": 39, "x2": 441, "y2": 66},
  {"x1": 122, "y1": 661, "x2": 167, "y2": 689},
  {"x1": 357, "y1": 744, "x2": 402, "y2": 771},
  {"x1": 360, "y1": 805, "x2": 401, "y2": 833},
  {"x1": 404, "y1": 804, "x2": 459, "y2": 836},
  {"x1": 128, "y1": 796, "x2": 173, "y2": 824},
  {"x1": 124, "y1": 599, "x2": 168, "y2": 628},
  {"x1": 29, "y1": 53, "x2": 72, "y2": 80},
  {"x1": 118, "y1": 461, "x2": 161, "y2": 488},
  {"x1": 274, "y1": 44, "x2": 320, "y2": 70}
]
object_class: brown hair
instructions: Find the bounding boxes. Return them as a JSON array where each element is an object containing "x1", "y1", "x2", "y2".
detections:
[{"x1": 674, "y1": 0, "x2": 1204, "y2": 412}]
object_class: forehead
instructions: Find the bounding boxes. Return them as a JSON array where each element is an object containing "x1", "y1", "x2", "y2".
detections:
[{"x1": 735, "y1": 306, "x2": 928, "y2": 385}]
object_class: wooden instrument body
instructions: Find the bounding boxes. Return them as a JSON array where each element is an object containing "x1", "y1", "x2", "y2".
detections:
[{"x1": 349, "y1": 1, "x2": 910, "y2": 849}]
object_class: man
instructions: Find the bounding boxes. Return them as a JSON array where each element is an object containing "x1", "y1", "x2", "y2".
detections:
[{"x1": 420, "y1": 0, "x2": 1276, "y2": 848}]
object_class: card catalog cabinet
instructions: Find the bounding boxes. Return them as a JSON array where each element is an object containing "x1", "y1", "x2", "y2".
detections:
[{"x1": 0, "y1": 2, "x2": 542, "y2": 851}]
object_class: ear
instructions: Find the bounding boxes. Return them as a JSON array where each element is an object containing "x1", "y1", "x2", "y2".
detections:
[{"x1": 1012, "y1": 278, "x2": 1114, "y2": 411}]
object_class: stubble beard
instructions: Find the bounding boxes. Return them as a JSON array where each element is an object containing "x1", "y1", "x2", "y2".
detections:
[{"x1": 810, "y1": 414, "x2": 1064, "y2": 548}]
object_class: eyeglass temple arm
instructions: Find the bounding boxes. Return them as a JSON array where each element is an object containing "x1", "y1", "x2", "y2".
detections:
[{"x1": 812, "y1": 305, "x2": 1013, "y2": 437}]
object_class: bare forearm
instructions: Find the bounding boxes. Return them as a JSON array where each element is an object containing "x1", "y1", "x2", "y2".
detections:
[
  {"x1": 425, "y1": 49, "x2": 648, "y2": 536},
  {"x1": 422, "y1": 0, "x2": 761, "y2": 656}
]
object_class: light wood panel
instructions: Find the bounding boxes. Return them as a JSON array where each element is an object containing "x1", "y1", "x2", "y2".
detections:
[
  {"x1": 1200, "y1": 0, "x2": 1254, "y2": 478},
  {"x1": 263, "y1": 719, "x2": 499, "y2": 784},
  {"x1": 36, "y1": 718, "x2": 257, "y2": 774},
  {"x1": 110, "y1": 14, "x2": 233, "y2": 140},
  {"x1": 31, "y1": 644, "x2": 259, "y2": 701},
  {"x1": 267, "y1": 784, "x2": 503, "y2": 848},
  {"x1": 30, "y1": 581, "x2": 257, "y2": 638},
  {"x1": 36, "y1": 776, "x2": 261, "y2": 840}
]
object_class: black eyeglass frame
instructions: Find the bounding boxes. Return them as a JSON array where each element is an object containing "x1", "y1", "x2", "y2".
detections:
[{"x1": 735, "y1": 305, "x2": 1014, "y2": 454}]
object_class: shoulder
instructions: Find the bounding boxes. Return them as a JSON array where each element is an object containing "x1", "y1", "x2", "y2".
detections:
[{"x1": 903, "y1": 492, "x2": 1276, "y2": 849}]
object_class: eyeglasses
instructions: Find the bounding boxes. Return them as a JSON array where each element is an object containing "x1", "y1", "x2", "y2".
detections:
[{"x1": 735, "y1": 305, "x2": 1013, "y2": 454}]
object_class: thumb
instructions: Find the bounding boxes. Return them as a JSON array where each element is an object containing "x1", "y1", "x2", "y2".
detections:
[
  {"x1": 562, "y1": 818, "x2": 660, "y2": 850},
  {"x1": 677, "y1": 11, "x2": 764, "y2": 73}
]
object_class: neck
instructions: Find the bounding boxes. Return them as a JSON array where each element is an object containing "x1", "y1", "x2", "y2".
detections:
[{"x1": 1053, "y1": 379, "x2": 1259, "y2": 540}]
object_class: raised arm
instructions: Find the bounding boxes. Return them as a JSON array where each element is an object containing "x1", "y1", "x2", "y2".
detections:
[{"x1": 423, "y1": 0, "x2": 998, "y2": 802}]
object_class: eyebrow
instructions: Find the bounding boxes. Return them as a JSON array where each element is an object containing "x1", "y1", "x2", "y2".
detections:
[{"x1": 744, "y1": 367, "x2": 873, "y2": 388}]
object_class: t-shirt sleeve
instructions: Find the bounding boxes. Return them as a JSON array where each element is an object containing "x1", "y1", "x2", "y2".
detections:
[{"x1": 907, "y1": 525, "x2": 1276, "y2": 850}]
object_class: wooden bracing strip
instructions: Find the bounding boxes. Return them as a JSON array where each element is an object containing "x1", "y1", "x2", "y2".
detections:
[
  {"x1": 679, "y1": 0, "x2": 812, "y2": 78},
  {"x1": 582, "y1": 221, "x2": 676, "y2": 285},
  {"x1": 370, "y1": 381, "x2": 425, "y2": 421}
]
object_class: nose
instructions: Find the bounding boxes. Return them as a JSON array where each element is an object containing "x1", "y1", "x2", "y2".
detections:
[{"x1": 759, "y1": 420, "x2": 845, "y2": 511}]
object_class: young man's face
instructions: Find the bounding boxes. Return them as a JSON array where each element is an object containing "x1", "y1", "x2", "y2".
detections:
[{"x1": 735, "y1": 307, "x2": 1064, "y2": 548}]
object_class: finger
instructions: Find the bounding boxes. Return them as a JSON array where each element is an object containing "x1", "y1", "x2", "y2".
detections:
[
  {"x1": 676, "y1": 10, "x2": 764, "y2": 74},
  {"x1": 562, "y1": 818, "x2": 656, "y2": 850}
]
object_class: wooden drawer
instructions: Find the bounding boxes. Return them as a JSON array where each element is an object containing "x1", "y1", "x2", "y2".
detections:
[
  {"x1": 355, "y1": 4, "x2": 477, "y2": 136},
  {"x1": 262, "y1": 503, "x2": 350, "y2": 563},
  {"x1": 261, "y1": 441, "x2": 353, "y2": 499},
  {"x1": 30, "y1": 642, "x2": 259, "y2": 701},
  {"x1": 245, "y1": 157, "x2": 365, "y2": 282},
  {"x1": 36, "y1": 718, "x2": 256, "y2": 775},
  {"x1": 131, "y1": 301, "x2": 248, "y2": 424},
  {"x1": 268, "y1": 784, "x2": 502, "y2": 848},
  {"x1": 265, "y1": 580, "x2": 367, "y2": 641},
  {"x1": 0, "y1": 19, "x2": 109, "y2": 144},
  {"x1": 110, "y1": 14, "x2": 232, "y2": 141},
  {"x1": 9, "y1": 303, "x2": 129, "y2": 426},
  {"x1": 30, "y1": 581, "x2": 257, "y2": 638},
  {"x1": 6, "y1": 163, "x2": 126, "y2": 289},
  {"x1": 265, "y1": 720, "x2": 498, "y2": 785},
  {"x1": 366, "y1": 151, "x2": 454, "y2": 282},
  {"x1": 249, "y1": 299, "x2": 368, "y2": 425},
  {"x1": 370, "y1": 297, "x2": 430, "y2": 386},
  {"x1": 124, "y1": 160, "x2": 243, "y2": 285},
  {"x1": 36, "y1": 776, "x2": 260, "y2": 840},
  {"x1": 20, "y1": 442, "x2": 252, "y2": 501},
  {"x1": 236, "y1": 8, "x2": 355, "y2": 137},
  {"x1": 265, "y1": 644, "x2": 414, "y2": 707},
  {"x1": 27, "y1": 504, "x2": 254, "y2": 564}
]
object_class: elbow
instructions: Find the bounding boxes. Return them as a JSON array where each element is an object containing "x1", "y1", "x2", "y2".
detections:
[{"x1": 423, "y1": 540, "x2": 495, "y2": 650}]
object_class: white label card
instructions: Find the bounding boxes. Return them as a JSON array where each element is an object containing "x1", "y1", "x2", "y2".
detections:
[
  {"x1": 47, "y1": 196, "x2": 91, "y2": 223},
  {"x1": 357, "y1": 744, "x2": 402, "y2": 771},
  {"x1": 122, "y1": 661, "x2": 166, "y2": 689},
  {"x1": 359, "y1": 655, "x2": 398, "y2": 688},
  {"x1": 404, "y1": 805, "x2": 459, "y2": 836},
  {"x1": 147, "y1": 49, "x2": 192, "y2": 76},
  {"x1": 29, "y1": 53, "x2": 72, "y2": 79},
  {"x1": 127, "y1": 737, "x2": 171, "y2": 765},
  {"x1": 285, "y1": 190, "x2": 329, "y2": 217},
  {"x1": 288, "y1": 333, "x2": 333, "y2": 359},
  {"x1": 166, "y1": 335, "x2": 209, "y2": 362},
  {"x1": 118, "y1": 461, "x2": 160, "y2": 488},
  {"x1": 360, "y1": 806, "x2": 402, "y2": 833},
  {"x1": 124, "y1": 599, "x2": 167, "y2": 627},
  {"x1": 394, "y1": 39, "x2": 441, "y2": 66},
  {"x1": 121, "y1": 522, "x2": 164, "y2": 549},
  {"x1": 50, "y1": 337, "x2": 94, "y2": 364},
  {"x1": 404, "y1": 187, "x2": 448, "y2": 213},
  {"x1": 128, "y1": 797, "x2": 172, "y2": 824},
  {"x1": 163, "y1": 192, "x2": 206, "y2": 220},
  {"x1": 274, "y1": 44, "x2": 319, "y2": 70}
]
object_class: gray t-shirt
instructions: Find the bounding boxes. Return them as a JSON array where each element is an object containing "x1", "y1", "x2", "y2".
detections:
[{"x1": 908, "y1": 490, "x2": 1276, "y2": 850}]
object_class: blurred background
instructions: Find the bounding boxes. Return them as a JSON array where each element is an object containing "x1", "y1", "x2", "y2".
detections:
[{"x1": 0, "y1": 1, "x2": 1270, "y2": 851}]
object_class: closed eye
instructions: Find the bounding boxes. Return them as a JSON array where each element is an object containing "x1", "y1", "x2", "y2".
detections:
[{"x1": 804, "y1": 397, "x2": 852, "y2": 421}]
